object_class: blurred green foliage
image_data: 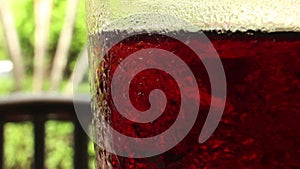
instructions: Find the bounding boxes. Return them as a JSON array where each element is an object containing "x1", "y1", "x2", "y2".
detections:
[
  {"x1": 0, "y1": 0, "x2": 95, "y2": 168},
  {"x1": 45, "y1": 121, "x2": 74, "y2": 169},
  {"x1": 10, "y1": 0, "x2": 35, "y2": 69},
  {"x1": 0, "y1": 25, "x2": 7, "y2": 60},
  {"x1": 1, "y1": 0, "x2": 86, "y2": 75},
  {"x1": 4, "y1": 122, "x2": 33, "y2": 169},
  {"x1": 0, "y1": 76, "x2": 14, "y2": 95},
  {"x1": 0, "y1": 0, "x2": 87, "y2": 91},
  {"x1": 4, "y1": 121, "x2": 96, "y2": 169}
]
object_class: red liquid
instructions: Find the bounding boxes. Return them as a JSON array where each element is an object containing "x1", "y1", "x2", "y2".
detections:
[{"x1": 93, "y1": 31, "x2": 300, "y2": 168}]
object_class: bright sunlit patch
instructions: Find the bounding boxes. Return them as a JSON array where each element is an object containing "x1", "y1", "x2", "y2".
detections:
[{"x1": 0, "y1": 60, "x2": 13, "y2": 74}]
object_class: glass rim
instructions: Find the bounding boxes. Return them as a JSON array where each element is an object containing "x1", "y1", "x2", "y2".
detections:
[{"x1": 85, "y1": 0, "x2": 300, "y2": 34}]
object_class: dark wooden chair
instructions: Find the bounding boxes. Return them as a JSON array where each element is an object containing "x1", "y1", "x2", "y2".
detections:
[{"x1": 0, "y1": 94, "x2": 91, "y2": 169}]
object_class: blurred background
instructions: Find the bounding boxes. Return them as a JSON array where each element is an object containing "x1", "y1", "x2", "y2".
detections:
[{"x1": 0, "y1": 0, "x2": 95, "y2": 168}]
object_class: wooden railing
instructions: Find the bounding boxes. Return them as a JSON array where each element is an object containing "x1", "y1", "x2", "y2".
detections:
[{"x1": 0, "y1": 94, "x2": 91, "y2": 169}]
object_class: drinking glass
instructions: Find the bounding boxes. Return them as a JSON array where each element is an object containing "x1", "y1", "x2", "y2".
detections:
[{"x1": 85, "y1": 1, "x2": 300, "y2": 168}]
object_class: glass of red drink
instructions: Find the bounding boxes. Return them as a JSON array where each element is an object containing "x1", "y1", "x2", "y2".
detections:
[{"x1": 85, "y1": 1, "x2": 300, "y2": 168}]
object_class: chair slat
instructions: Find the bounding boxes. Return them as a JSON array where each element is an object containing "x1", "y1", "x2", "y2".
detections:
[
  {"x1": 74, "y1": 120, "x2": 88, "y2": 169},
  {"x1": 34, "y1": 117, "x2": 45, "y2": 169},
  {"x1": 0, "y1": 95, "x2": 91, "y2": 169},
  {"x1": 0, "y1": 119, "x2": 3, "y2": 169}
]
